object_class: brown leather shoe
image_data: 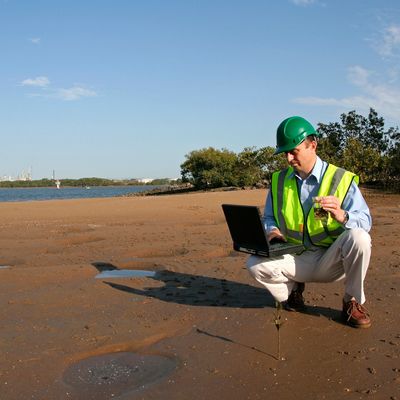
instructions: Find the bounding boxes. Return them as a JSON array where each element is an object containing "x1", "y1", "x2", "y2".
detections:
[
  {"x1": 285, "y1": 283, "x2": 305, "y2": 312},
  {"x1": 342, "y1": 300, "x2": 371, "y2": 329}
]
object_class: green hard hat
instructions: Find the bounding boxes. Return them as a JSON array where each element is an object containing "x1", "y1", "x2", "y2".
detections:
[{"x1": 274, "y1": 116, "x2": 318, "y2": 154}]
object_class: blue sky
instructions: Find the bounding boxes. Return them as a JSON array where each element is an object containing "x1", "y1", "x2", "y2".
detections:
[{"x1": 1, "y1": 0, "x2": 400, "y2": 179}]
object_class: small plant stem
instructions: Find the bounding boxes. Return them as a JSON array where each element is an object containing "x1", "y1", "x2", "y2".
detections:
[
  {"x1": 277, "y1": 328, "x2": 281, "y2": 360},
  {"x1": 273, "y1": 300, "x2": 283, "y2": 361}
]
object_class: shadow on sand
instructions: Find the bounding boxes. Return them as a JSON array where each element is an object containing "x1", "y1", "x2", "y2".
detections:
[
  {"x1": 93, "y1": 262, "x2": 274, "y2": 308},
  {"x1": 92, "y1": 262, "x2": 343, "y2": 323},
  {"x1": 195, "y1": 328, "x2": 278, "y2": 359}
]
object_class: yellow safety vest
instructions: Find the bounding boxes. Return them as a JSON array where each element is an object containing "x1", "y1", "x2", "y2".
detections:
[{"x1": 271, "y1": 164, "x2": 359, "y2": 247}]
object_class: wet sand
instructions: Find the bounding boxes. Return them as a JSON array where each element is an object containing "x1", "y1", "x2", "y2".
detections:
[{"x1": 0, "y1": 189, "x2": 399, "y2": 399}]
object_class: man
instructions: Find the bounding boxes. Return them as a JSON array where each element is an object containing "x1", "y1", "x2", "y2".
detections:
[{"x1": 247, "y1": 116, "x2": 372, "y2": 328}]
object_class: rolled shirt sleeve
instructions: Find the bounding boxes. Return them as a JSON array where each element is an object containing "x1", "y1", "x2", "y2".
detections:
[
  {"x1": 262, "y1": 191, "x2": 278, "y2": 234},
  {"x1": 342, "y1": 182, "x2": 372, "y2": 233}
]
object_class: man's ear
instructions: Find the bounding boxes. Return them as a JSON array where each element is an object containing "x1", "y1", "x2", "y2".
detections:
[{"x1": 312, "y1": 139, "x2": 318, "y2": 151}]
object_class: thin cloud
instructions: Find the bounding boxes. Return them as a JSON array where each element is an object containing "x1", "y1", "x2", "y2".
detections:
[
  {"x1": 380, "y1": 25, "x2": 400, "y2": 57},
  {"x1": 20, "y1": 78, "x2": 97, "y2": 101},
  {"x1": 20, "y1": 76, "x2": 50, "y2": 87},
  {"x1": 290, "y1": 0, "x2": 318, "y2": 6},
  {"x1": 370, "y1": 24, "x2": 400, "y2": 58},
  {"x1": 347, "y1": 65, "x2": 371, "y2": 86},
  {"x1": 56, "y1": 86, "x2": 97, "y2": 101},
  {"x1": 293, "y1": 65, "x2": 400, "y2": 120},
  {"x1": 29, "y1": 37, "x2": 41, "y2": 45}
]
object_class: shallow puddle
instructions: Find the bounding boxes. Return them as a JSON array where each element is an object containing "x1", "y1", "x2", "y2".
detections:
[
  {"x1": 95, "y1": 269, "x2": 157, "y2": 279},
  {"x1": 63, "y1": 352, "x2": 177, "y2": 399},
  {"x1": 0, "y1": 265, "x2": 10, "y2": 269}
]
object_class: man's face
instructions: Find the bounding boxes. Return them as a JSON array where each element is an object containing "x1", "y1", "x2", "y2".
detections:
[{"x1": 285, "y1": 139, "x2": 317, "y2": 174}]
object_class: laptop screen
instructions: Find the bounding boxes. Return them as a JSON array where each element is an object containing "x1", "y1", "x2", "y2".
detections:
[{"x1": 221, "y1": 204, "x2": 269, "y2": 254}]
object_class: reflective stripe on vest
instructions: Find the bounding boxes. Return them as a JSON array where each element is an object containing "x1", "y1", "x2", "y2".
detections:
[{"x1": 271, "y1": 164, "x2": 358, "y2": 247}]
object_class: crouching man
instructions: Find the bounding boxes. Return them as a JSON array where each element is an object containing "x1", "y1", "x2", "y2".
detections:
[{"x1": 247, "y1": 116, "x2": 372, "y2": 328}]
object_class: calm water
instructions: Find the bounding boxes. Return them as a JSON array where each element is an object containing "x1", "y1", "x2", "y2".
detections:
[{"x1": 0, "y1": 185, "x2": 160, "y2": 202}]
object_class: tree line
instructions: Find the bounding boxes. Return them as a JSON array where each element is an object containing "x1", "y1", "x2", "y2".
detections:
[
  {"x1": 0, "y1": 177, "x2": 178, "y2": 188},
  {"x1": 180, "y1": 108, "x2": 400, "y2": 191},
  {"x1": 0, "y1": 177, "x2": 119, "y2": 188}
]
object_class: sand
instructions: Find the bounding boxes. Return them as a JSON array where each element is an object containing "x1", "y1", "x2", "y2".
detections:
[{"x1": 0, "y1": 189, "x2": 399, "y2": 399}]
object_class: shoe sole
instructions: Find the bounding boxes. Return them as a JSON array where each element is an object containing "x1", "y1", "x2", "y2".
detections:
[{"x1": 346, "y1": 321, "x2": 372, "y2": 329}]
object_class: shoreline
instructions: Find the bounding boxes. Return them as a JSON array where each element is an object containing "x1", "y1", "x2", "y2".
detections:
[{"x1": 1, "y1": 183, "x2": 397, "y2": 205}]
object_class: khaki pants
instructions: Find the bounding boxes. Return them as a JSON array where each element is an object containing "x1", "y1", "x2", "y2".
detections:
[{"x1": 246, "y1": 228, "x2": 371, "y2": 304}]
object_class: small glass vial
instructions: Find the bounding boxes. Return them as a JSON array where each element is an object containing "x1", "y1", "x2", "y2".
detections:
[{"x1": 312, "y1": 196, "x2": 328, "y2": 220}]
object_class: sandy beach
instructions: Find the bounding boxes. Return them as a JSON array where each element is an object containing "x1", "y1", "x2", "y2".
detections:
[{"x1": 1, "y1": 189, "x2": 399, "y2": 400}]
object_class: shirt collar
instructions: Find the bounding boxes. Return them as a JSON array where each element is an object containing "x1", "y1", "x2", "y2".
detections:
[{"x1": 289, "y1": 156, "x2": 325, "y2": 183}]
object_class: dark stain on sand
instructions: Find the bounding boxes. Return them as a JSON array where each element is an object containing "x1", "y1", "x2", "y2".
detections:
[{"x1": 63, "y1": 351, "x2": 177, "y2": 400}]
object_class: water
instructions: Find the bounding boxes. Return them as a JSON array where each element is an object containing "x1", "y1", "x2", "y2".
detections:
[
  {"x1": 95, "y1": 269, "x2": 157, "y2": 279},
  {"x1": 0, "y1": 185, "x2": 160, "y2": 202}
]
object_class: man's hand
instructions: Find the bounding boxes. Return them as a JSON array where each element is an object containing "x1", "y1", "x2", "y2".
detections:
[
  {"x1": 268, "y1": 229, "x2": 286, "y2": 243},
  {"x1": 317, "y1": 196, "x2": 347, "y2": 224}
]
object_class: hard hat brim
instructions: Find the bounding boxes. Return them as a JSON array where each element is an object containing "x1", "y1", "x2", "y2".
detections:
[{"x1": 274, "y1": 136, "x2": 307, "y2": 155}]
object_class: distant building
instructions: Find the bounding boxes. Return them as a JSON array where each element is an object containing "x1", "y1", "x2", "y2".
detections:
[
  {"x1": 137, "y1": 178, "x2": 153, "y2": 184},
  {"x1": 17, "y1": 168, "x2": 32, "y2": 181},
  {"x1": 0, "y1": 168, "x2": 32, "y2": 182}
]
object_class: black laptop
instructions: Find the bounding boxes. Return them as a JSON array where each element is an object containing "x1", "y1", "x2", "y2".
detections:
[{"x1": 221, "y1": 204, "x2": 304, "y2": 257}]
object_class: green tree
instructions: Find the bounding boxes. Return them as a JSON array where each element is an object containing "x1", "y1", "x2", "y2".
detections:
[
  {"x1": 180, "y1": 147, "x2": 239, "y2": 189},
  {"x1": 180, "y1": 146, "x2": 288, "y2": 189},
  {"x1": 317, "y1": 108, "x2": 398, "y2": 184},
  {"x1": 235, "y1": 147, "x2": 264, "y2": 187},
  {"x1": 340, "y1": 109, "x2": 389, "y2": 153},
  {"x1": 316, "y1": 121, "x2": 345, "y2": 164},
  {"x1": 341, "y1": 138, "x2": 383, "y2": 183},
  {"x1": 256, "y1": 146, "x2": 287, "y2": 184},
  {"x1": 387, "y1": 127, "x2": 400, "y2": 183}
]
